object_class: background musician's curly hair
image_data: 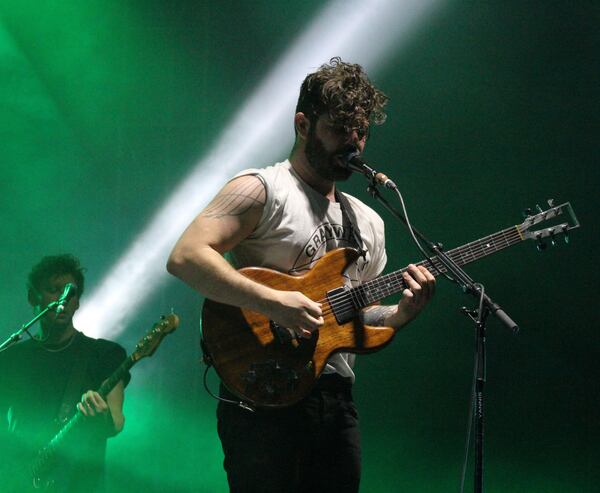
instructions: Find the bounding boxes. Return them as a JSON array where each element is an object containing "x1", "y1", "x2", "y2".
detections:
[
  {"x1": 295, "y1": 57, "x2": 389, "y2": 135},
  {"x1": 27, "y1": 254, "x2": 85, "y2": 301}
]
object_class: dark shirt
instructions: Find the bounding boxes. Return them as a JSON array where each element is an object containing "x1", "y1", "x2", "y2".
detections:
[{"x1": 0, "y1": 331, "x2": 129, "y2": 492}]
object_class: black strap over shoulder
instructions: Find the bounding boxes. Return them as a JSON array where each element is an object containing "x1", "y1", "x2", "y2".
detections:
[{"x1": 335, "y1": 189, "x2": 367, "y2": 259}]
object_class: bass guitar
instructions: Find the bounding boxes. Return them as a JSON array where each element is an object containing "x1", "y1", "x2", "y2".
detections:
[
  {"x1": 202, "y1": 202, "x2": 579, "y2": 409},
  {"x1": 30, "y1": 313, "x2": 179, "y2": 490}
]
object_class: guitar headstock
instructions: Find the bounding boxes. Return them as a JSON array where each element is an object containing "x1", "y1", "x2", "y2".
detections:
[
  {"x1": 519, "y1": 200, "x2": 580, "y2": 250},
  {"x1": 131, "y1": 313, "x2": 180, "y2": 362}
]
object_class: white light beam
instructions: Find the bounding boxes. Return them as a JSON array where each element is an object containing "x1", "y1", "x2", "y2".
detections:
[{"x1": 77, "y1": 0, "x2": 443, "y2": 338}]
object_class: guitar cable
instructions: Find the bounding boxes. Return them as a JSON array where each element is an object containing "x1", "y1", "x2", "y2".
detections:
[
  {"x1": 388, "y1": 185, "x2": 456, "y2": 284},
  {"x1": 386, "y1": 182, "x2": 478, "y2": 491},
  {"x1": 201, "y1": 338, "x2": 255, "y2": 413}
]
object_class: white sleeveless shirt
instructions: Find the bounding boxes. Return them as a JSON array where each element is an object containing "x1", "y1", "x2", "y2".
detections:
[{"x1": 231, "y1": 160, "x2": 387, "y2": 381}]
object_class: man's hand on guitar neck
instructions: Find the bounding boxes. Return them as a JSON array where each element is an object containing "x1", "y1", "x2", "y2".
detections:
[
  {"x1": 77, "y1": 380, "x2": 125, "y2": 436},
  {"x1": 78, "y1": 390, "x2": 109, "y2": 418},
  {"x1": 362, "y1": 264, "x2": 436, "y2": 329}
]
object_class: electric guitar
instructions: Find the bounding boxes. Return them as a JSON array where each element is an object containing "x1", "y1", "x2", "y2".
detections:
[
  {"x1": 30, "y1": 313, "x2": 180, "y2": 490},
  {"x1": 201, "y1": 201, "x2": 579, "y2": 409}
]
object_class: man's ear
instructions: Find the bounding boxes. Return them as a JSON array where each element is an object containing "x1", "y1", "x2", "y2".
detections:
[{"x1": 294, "y1": 112, "x2": 310, "y2": 139}]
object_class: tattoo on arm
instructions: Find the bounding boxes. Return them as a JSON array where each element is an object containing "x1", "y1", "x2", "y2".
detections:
[
  {"x1": 360, "y1": 305, "x2": 397, "y2": 326},
  {"x1": 201, "y1": 178, "x2": 266, "y2": 219}
]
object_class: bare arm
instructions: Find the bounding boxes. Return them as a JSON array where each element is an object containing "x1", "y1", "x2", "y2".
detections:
[
  {"x1": 78, "y1": 380, "x2": 125, "y2": 437},
  {"x1": 167, "y1": 175, "x2": 323, "y2": 337}
]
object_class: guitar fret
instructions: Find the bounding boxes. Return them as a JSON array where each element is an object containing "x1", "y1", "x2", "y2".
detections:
[{"x1": 344, "y1": 218, "x2": 549, "y2": 311}]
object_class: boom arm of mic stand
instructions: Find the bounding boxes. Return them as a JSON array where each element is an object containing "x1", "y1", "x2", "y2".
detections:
[
  {"x1": 430, "y1": 244, "x2": 519, "y2": 333},
  {"x1": 0, "y1": 302, "x2": 58, "y2": 352}
]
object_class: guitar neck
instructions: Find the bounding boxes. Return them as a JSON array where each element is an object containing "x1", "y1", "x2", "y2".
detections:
[
  {"x1": 97, "y1": 356, "x2": 134, "y2": 398},
  {"x1": 31, "y1": 313, "x2": 178, "y2": 487},
  {"x1": 33, "y1": 356, "x2": 134, "y2": 471},
  {"x1": 356, "y1": 224, "x2": 524, "y2": 307}
]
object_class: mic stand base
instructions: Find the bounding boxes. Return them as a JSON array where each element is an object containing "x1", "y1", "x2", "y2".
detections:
[{"x1": 463, "y1": 303, "x2": 490, "y2": 493}]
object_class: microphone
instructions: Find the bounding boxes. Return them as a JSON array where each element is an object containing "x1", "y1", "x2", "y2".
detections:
[
  {"x1": 340, "y1": 148, "x2": 397, "y2": 189},
  {"x1": 55, "y1": 283, "x2": 77, "y2": 314}
]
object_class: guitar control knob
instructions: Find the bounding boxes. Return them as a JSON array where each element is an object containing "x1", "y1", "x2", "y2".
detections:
[{"x1": 243, "y1": 370, "x2": 257, "y2": 384}]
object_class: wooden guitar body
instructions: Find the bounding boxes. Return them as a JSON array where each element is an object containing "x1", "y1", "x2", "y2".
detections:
[{"x1": 202, "y1": 248, "x2": 395, "y2": 409}]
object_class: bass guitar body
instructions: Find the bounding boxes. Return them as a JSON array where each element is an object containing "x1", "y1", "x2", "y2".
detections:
[{"x1": 201, "y1": 248, "x2": 396, "y2": 409}]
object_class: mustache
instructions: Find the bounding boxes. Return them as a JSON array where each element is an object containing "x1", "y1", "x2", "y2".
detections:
[{"x1": 334, "y1": 144, "x2": 358, "y2": 157}]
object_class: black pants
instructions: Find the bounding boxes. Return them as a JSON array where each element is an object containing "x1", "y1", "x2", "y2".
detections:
[{"x1": 217, "y1": 374, "x2": 361, "y2": 493}]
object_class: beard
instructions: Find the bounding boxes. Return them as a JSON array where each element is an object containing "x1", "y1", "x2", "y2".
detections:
[{"x1": 304, "y1": 126, "x2": 353, "y2": 182}]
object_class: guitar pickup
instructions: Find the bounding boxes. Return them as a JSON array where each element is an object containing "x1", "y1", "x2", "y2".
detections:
[{"x1": 327, "y1": 286, "x2": 356, "y2": 325}]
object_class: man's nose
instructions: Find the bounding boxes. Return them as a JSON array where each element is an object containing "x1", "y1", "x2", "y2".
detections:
[
  {"x1": 345, "y1": 130, "x2": 365, "y2": 151},
  {"x1": 343, "y1": 129, "x2": 359, "y2": 146}
]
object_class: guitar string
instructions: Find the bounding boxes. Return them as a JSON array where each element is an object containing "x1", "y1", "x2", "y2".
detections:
[
  {"x1": 318, "y1": 228, "x2": 523, "y2": 309},
  {"x1": 319, "y1": 255, "x2": 523, "y2": 319},
  {"x1": 310, "y1": 227, "x2": 524, "y2": 319},
  {"x1": 260, "y1": 226, "x2": 526, "y2": 330}
]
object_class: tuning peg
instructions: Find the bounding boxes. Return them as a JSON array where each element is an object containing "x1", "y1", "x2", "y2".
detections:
[
  {"x1": 522, "y1": 208, "x2": 533, "y2": 218},
  {"x1": 549, "y1": 228, "x2": 557, "y2": 246},
  {"x1": 535, "y1": 204, "x2": 544, "y2": 213},
  {"x1": 562, "y1": 225, "x2": 570, "y2": 244},
  {"x1": 547, "y1": 198, "x2": 555, "y2": 207},
  {"x1": 535, "y1": 233, "x2": 546, "y2": 252}
]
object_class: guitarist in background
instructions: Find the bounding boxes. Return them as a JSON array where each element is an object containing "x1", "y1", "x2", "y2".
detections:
[
  {"x1": 0, "y1": 254, "x2": 129, "y2": 492},
  {"x1": 168, "y1": 57, "x2": 435, "y2": 492}
]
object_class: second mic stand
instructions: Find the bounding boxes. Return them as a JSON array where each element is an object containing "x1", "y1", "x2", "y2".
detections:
[
  {"x1": 365, "y1": 179, "x2": 518, "y2": 493},
  {"x1": 0, "y1": 301, "x2": 60, "y2": 352}
]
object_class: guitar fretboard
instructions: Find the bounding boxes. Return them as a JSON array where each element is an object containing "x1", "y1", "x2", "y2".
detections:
[{"x1": 349, "y1": 224, "x2": 523, "y2": 308}]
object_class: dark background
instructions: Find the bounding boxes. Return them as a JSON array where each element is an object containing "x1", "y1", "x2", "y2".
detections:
[{"x1": 1, "y1": 1, "x2": 597, "y2": 491}]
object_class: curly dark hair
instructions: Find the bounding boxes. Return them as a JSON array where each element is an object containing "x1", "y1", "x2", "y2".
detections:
[
  {"x1": 295, "y1": 57, "x2": 389, "y2": 135},
  {"x1": 27, "y1": 254, "x2": 85, "y2": 301}
]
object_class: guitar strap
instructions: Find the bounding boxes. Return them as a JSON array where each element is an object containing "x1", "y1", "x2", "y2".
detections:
[
  {"x1": 56, "y1": 333, "x2": 93, "y2": 425},
  {"x1": 335, "y1": 189, "x2": 366, "y2": 259}
]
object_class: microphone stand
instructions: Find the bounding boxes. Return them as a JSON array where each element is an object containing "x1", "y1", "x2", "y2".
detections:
[
  {"x1": 363, "y1": 177, "x2": 519, "y2": 493},
  {"x1": 0, "y1": 301, "x2": 59, "y2": 352}
]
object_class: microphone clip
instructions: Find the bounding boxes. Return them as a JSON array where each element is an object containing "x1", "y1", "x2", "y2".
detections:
[{"x1": 53, "y1": 283, "x2": 78, "y2": 314}]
